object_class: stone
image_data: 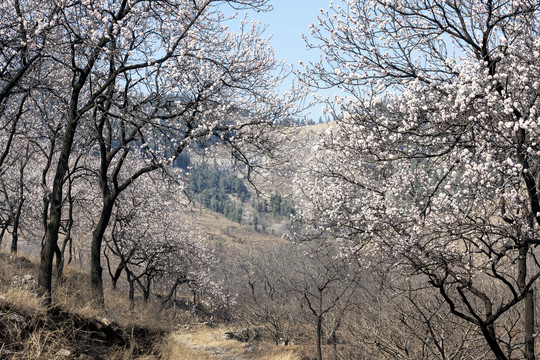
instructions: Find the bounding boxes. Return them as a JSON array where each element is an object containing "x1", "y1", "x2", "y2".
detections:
[
  {"x1": 57, "y1": 348, "x2": 72, "y2": 357},
  {"x1": 78, "y1": 354, "x2": 95, "y2": 360}
]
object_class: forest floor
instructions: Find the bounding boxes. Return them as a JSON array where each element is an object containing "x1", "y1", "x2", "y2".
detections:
[
  {"x1": 0, "y1": 251, "x2": 303, "y2": 360},
  {"x1": 167, "y1": 324, "x2": 299, "y2": 360}
]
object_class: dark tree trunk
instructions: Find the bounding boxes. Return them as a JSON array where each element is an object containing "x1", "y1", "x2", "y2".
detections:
[
  {"x1": 478, "y1": 323, "x2": 507, "y2": 360},
  {"x1": 111, "y1": 263, "x2": 123, "y2": 289},
  {"x1": 58, "y1": 175, "x2": 75, "y2": 278},
  {"x1": 143, "y1": 279, "x2": 151, "y2": 303},
  {"x1": 58, "y1": 237, "x2": 69, "y2": 279},
  {"x1": 54, "y1": 243, "x2": 62, "y2": 280},
  {"x1": 90, "y1": 196, "x2": 115, "y2": 305},
  {"x1": 316, "y1": 316, "x2": 323, "y2": 360},
  {"x1": 524, "y1": 289, "x2": 535, "y2": 360},
  {"x1": 38, "y1": 103, "x2": 80, "y2": 305},
  {"x1": 10, "y1": 214, "x2": 19, "y2": 254},
  {"x1": 518, "y1": 245, "x2": 535, "y2": 360},
  {"x1": 128, "y1": 275, "x2": 135, "y2": 309},
  {"x1": 39, "y1": 199, "x2": 62, "y2": 305},
  {"x1": 0, "y1": 224, "x2": 6, "y2": 248}
]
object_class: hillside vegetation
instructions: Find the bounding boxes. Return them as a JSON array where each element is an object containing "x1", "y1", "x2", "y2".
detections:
[{"x1": 0, "y1": 252, "x2": 312, "y2": 360}]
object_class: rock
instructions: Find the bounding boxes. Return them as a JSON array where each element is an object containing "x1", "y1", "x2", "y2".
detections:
[
  {"x1": 12, "y1": 274, "x2": 37, "y2": 289},
  {"x1": 78, "y1": 354, "x2": 95, "y2": 360},
  {"x1": 7, "y1": 312, "x2": 27, "y2": 324},
  {"x1": 245, "y1": 346, "x2": 258, "y2": 353},
  {"x1": 222, "y1": 327, "x2": 261, "y2": 342},
  {"x1": 57, "y1": 348, "x2": 72, "y2": 357},
  {"x1": 0, "y1": 310, "x2": 29, "y2": 338}
]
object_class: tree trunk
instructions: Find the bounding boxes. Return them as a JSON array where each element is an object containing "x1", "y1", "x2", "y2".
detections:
[
  {"x1": 111, "y1": 263, "x2": 123, "y2": 289},
  {"x1": 58, "y1": 237, "x2": 70, "y2": 279},
  {"x1": 479, "y1": 323, "x2": 508, "y2": 360},
  {"x1": 54, "y1": 243, "x2": 62, "y2": 280},
  {"x1": 524, "y1": 289, "x2": 535, "y2": 360},
  {"x1": 316, "y1": 316, "x2": 323, "y2": 360},
  {"x1": 38, "y1": 200, "x2": 62, "y2": 305},
  {"x1": 38, "y1": 106, "x2": 79, "y2": 305},
  {"x1": 128, "y1": 275, "x2": 135, "y2": 310},
  {"x1": 518, "y1": 245, "x2": 535, "y2": 360},
  {"x1": 90, "y1": 196, "x2": 115, "y2": 305},
  {"x1": 10, "y1": 216, "x2": 19, "y2": 254},
  {"x1": 143, "y1": 279, "x2": 151, "y2": 303},
  {"x1": 0, "y1": 224, "x2": 6, "y2": 248},
  {"x1": 331, "y1": 330, "x2": 338, "y2": 360},
  {"x1": 58, "y1": 176, "x2": 75, "y2": 277}
]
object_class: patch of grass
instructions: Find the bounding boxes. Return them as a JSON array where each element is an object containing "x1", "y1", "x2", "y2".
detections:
[
  {"x1": 157, "y1": 333, "x2": 220, "y2": 360},
  {"x1": 0, "y1": 251, "x2": 308, "y2": 360},
  {"x1": 0, "y1": 252, "x2": 166, "y2": 359},
  {"x1": 168, "y1": 324, "x2": 301, "y2": 360}
]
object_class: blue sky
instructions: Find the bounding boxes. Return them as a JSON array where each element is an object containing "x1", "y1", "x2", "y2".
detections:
[
  {"x1": 258, "y1": 1, "x2": 333, "y2": 121},
  {"x1": 233, "y1": 1, "x2": 334, "y2": 121},
  {"x1": 254, "y1": 1, "x2": 328, "y2": 64}
]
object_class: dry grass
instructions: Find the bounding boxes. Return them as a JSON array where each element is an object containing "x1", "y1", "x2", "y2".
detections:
[
  {"x1": 189, "y1": 206, "x2": 287, "y2": 254},
  {"x1": 0, "y1": 251, "x2": 166, "y2": 359},
  {"x1": 163, "y1": 324, "x2": 302, "y2": 360},
  {"x1": 0, "y1": 251, "x2": 308, "y2": 360},
  {"x1": 157, "y1": 333, "x2": 221, "y2": 360}
]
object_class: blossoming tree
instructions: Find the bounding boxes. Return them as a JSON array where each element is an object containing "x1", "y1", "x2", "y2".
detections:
[
  {"x1": 299, "y1": 1, "x2": 540, "y2": 359},
  {"x1": 25, "y1": 0, "x2": 301, "y2": 305}
]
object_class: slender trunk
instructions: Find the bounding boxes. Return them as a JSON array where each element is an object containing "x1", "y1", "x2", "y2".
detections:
[
  {"x1": 90, "y1": 196, "x2": 115, "y2": 305},
  {"x1": 58, "y1": 176, "x2": 75, "y2": 278},
  {"x1": 54, "y1": 243, "x2": 62, "y2": 280},
  {"x1": 316, "y1": 316, "x2": 323, "y2": 360},
  {"x1": 38, "y1": 201, "x2": 61, "y2": 305},
  {"x1": 479, "y1": 323, "x2": 507, "y2": 360},
  {"x1": 58, "y1": 238, "x2": 69, "y2": 279},
  {"x1": 161, "y1": 279, "x2": 185, "y2": 307},
  {"x1": 111, "y1": 263, "x2": 123, "y2": 289},
  {"x1": 38, "y1": 109, "x2": 79, "y2": 305},
  {"x1": 143, "y1": 279, "x2": 151, "y2": 303},
  {"x1": 0, "y1": 224, "x2": 6, "y2": 248},
  {"x1": 10, "y1": 216, "x2": 19, "y2": 254},
  {"x1": 518, "y1": 244, "x2": 535, "y2": 360},
  {"x1": 128, "y1": 272, "x2": 135, "y2": 309},
  {"x1": 11, "y1": 176, "x2": 25, "y2": 254},
  {"x1": 331, "y1": 330, "x2": 337, "y2": 360},
  {"x1": 524, "y1": 289, "x2": 535, "y2": 360},
  {"x1": 67, "y1": 237, "x2": 73, "y2": 264},
  {"x1": 11, "y1": 147, "x2": 28, "y2": 255}
]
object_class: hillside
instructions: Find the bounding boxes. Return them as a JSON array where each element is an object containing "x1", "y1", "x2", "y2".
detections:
[
  {"x1": 187, "y1": 205, "x2": 290, "y2": 255},
  {"x1": 0, "y1": 252, "x2": 310, "y2": 360}
]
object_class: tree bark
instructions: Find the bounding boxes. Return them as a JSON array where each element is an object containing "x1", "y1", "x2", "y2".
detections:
[
  {"x1": 90, "y1": 196, "x2": 115, "y2": 305},
  {"x1": 524, "y1": 289, "x2": 535, "y2": 360},
  {"x1": 478, "y1": 323, "x2": 508, "y2": 360},
  {"x1": 38, "y1": 108, "x2": 79, "y2": 305},
  {"x1": 518, "y1": 244, "x2": 535, "y2": 360},
  {"x1": 128, "y1": 272, "x2": 135, "y2": 310},
  {"x1": 111, "y1": 263, "x2": 124, "y2": 289},
  {"x1": 316, "y1": 315, "x2": 323, "y2": 360},
  {"x1": 10, "y1": 208, "x2": 20, "y2": 253}
]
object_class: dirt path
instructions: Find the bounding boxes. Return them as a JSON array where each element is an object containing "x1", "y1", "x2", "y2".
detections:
[{"x1": 171, "y1": 325, "x2": 251, "y2": 360}]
